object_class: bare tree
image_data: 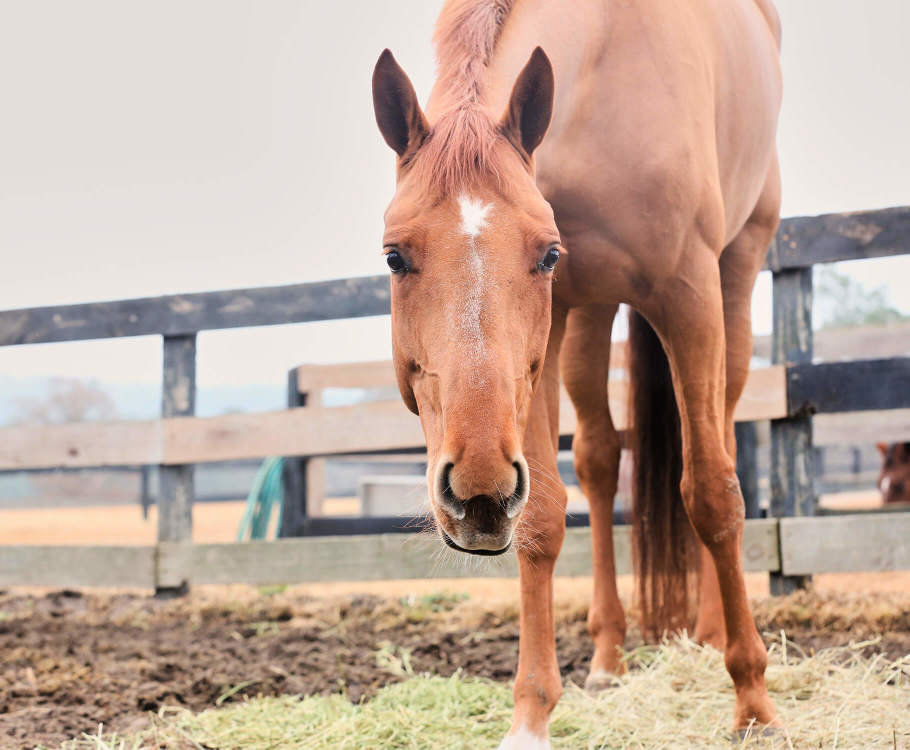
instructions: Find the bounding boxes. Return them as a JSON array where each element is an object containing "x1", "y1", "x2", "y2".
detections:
[{"x1": 12, "y1": 378, "x2": 118, "y2": 426}]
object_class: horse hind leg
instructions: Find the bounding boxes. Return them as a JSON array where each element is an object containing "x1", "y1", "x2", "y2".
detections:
[
  {"x1": 646, "y1": 243, "x2": 778, "y2": 730},
  {"x1": 561, "y1": 304, "x2": 625, "y2": 688},
  {"x1": 694, "y1": 159, "x2": 782, "y2": 649}
]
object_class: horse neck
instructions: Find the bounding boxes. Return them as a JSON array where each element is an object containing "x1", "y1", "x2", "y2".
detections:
[{"x1": 429, "y1": 0, "x2": 517, "y2": 118}]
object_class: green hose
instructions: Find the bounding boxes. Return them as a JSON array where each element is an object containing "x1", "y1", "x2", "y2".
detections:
[{"x1": 236, "y1": 457, "x2": 285, "y2": 540}]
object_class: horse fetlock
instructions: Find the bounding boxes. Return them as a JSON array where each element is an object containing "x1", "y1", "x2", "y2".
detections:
[
  {"x1": 725, "y1": 633, "x2": 769, "y2": 687},
  {"x1": 587, "y1": 609, "x2": 626, "y2": 648},
  {"x1": 514, "y1": 671, "x2": 562, "y2": 715}
]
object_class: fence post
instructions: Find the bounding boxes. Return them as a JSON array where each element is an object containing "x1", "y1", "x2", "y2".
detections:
[
  {"x1": 735, "y1": 421, "x2": 760, "y2": 519},
  {"x1": 157, "y1": 333, "x2": 196, "y2": 595},
  {"x1": 769, "y1": 264, "x2": 815, "y2": 594},
  {"x1": 140, "y1": 465, "x2": 152, "y2": 520},
  {"x1": 280, "y1": 367, "x2": 309, "y2": 537}
]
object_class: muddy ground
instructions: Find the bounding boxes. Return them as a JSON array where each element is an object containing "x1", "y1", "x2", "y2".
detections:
[{"x1": 2, "y1": 586, "x2": 909, "y2": 749}]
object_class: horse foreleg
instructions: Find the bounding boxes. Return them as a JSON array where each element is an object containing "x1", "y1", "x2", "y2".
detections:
[
  {"x1": 561, "y1": 304, "x2": 626, "y2": 686},
  {"x1": 499, "y1": 309, "x2": 567, "y2": 750},
  {"x1": 649, "y1": 249, "x2": 778, "y2": 731}
]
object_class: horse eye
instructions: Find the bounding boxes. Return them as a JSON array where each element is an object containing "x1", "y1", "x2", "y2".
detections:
[
  {"x1": 538, "y1": 246, "x2": 560, "y2": 272},
  {"x1": 385, "y1": 250, "x2": 408, "y2": 274}
]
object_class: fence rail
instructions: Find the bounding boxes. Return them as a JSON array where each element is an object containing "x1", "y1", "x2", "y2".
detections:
[
  {"x1": 1, "y1": 514, "x2": 907, "y2": 589},
  {"x1": 2, "y1": 206, "x2": 910, "y2": 591}
]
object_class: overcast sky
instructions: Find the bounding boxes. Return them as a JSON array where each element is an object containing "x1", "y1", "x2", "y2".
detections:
[{"x1": 1, "y1": 0, "x2": 908, "y2": 397}]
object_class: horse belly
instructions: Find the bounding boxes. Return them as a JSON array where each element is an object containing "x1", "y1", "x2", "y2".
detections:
[{"x1": 710, "y1": 0, "x2": 782, "y2": 242}]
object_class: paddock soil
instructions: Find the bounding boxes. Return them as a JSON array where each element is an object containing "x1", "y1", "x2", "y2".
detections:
[{"x1": 2, "y1": 578, "x2": 910, "y2": 750}]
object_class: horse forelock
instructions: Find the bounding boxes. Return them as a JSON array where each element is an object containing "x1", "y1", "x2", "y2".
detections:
[
  {"x1": 412, "y1": 0, "x2": 516, "y2": 196},
  {"x1": 410, "y1": 108, "x2": 507, "y2": 196}
]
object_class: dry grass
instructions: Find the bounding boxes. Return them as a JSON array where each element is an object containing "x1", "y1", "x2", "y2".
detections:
[{"x1": 54, "y1": 635, "x2": 910, "y2": 750}]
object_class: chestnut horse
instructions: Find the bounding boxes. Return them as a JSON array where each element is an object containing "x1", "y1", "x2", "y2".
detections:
[
  {"x1": 877, "y1": 442, "x2": 910, "y2": 505},
  {"x1": 372, "y1": 0, "x2": 782, "y2": 745}
]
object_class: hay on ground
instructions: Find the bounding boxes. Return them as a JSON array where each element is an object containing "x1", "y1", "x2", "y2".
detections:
[{"x1": 54, "y1": 635, "x2": 909, "y2": 750}]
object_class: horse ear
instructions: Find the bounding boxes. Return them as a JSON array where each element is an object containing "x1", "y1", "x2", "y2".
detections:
[
  {"x1": 876, "y1": 442, "x2": 889, "y2": 457},
  {"x1": 500, "y1": 47, "x2": 554, "y2": 158},
  {"x1": 372, "y1": 49, "x2": 429, "y2": 158}
]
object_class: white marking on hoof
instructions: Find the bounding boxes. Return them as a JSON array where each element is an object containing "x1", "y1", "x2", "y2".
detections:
[
  {"x1": 458, "y1": 194, "x2": 492, "y2": 237},
  {"x1": 497, "y1": 726, "x2": 551, "y2": 750}
]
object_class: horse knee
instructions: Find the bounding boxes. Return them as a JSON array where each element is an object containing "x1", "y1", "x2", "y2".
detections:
[
  {"x1": 680, "y1": 465, "x2": 745, "y2": 553},
  {"x1": 517, "y1": 481, "x2": 567, "y2": 564},
  {"x1": 725, "y1": 628, "x2": 768, "y2": 687}
]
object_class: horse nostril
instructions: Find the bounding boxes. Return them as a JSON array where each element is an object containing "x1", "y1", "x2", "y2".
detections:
[
  {"x1": 437, "y1": 462, "x2": 466, "y2": 520},
  {"x1": 503, "y1": 461, "x2": 528, "y2": 518}
]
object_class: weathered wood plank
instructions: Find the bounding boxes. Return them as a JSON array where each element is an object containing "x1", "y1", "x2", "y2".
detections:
[
  {"x1": 814, "y1": 409, "x2": 910, "y2": 446},
  {"x1": 0, "y1": 420, "x2": 163, "y2": 470},
  {"x1": 736, "y1": 366, "x2": 788, "y2": 422},
  {"x1": 279, "y1": 368, "x2": 309, "y2": 538},
  {"x1": 0, "y1": 275, "x2": 390, "y2": 347},
  {"x1": 163, "y1": 402, "x2": 425, "y2": 464},
  {"x1": 0, "y1": 519, "x2": 777, "y2": 588},
  {"x1": 0, "y1": 364, "x2": 789, "y2": 471},
  {"x1": 780, "y1": 513, "x2": 910, "y2": 575},
  {"x1": 769, "y1": 266, "x2": 815, "y2": 594},
  {"x1": 158, "y1": 335, "x2": 195, "y2": 550},
  {"x1": 787, "y1": 357, "x2": 910, "y2": 415},
  {"x1": 159, "y1": 519, "x2": 779, "y2": 586},
  {"x1": 296, "y1": 348, "x2": 632, "y2": 394},
  {"x1": 2, "y1": 209, "x2": 906, "y2": 348},
  {"x1": 296, "y1": 361, "x2": 786, "y2": 434},
  {"x1": 768, "y1": 206, "x2": 910, "y2": 271},
  {"x1": 0, "y1": 546, "x2": 155, "y2": 587}
]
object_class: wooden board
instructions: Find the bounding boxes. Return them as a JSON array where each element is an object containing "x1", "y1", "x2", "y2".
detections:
[
  {"x1": 160, "y1": 519, "x2": 779, "y2": 586},
  {"x1": 768, "y1": 206, "x2": 910, "y2": 271},
  {"x1": 296, "y1": 348, "x2": 632, "y2": 395},
  {"x1": 0, "y1": 545, "x2": 155, "y2": 588},
  {"x1": 0, "y1": 519, "x2": 778, "y2": 587},
  {"x1": 0, "y1": 419, "x2": 163, "y2": 470},
  {"x1": 814, "y1": 409, "x2": 910, "y2": 446},
  {"x1": 163, "y1": 402, "x2": 425, "y2": 464},
  {"x1": 787, "y1": 357, "x2": 910, "y2": 415},
  {"x1": 780, "y1": 513, "x2": 910, "y2": 575},
  {"x1": 0, "y1": 275, "x2": 390, "y2": 347},
  {"x1": 0, "y1": 364, "x2": 788, "y2": 470}
]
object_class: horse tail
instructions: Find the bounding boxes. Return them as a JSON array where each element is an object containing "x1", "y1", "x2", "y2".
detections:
[{"x1": 628, "y1": 309, "x2": 699, "y2": 638}]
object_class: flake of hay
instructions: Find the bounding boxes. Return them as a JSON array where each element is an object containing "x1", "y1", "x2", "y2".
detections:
[{"x1": 55, "y1": 637, "x2": 910, "y2": 750}]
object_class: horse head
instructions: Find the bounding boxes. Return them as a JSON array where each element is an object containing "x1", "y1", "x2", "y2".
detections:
[
  {"x1": 372, "y1": 48, "x2": 558, "y2": 554},
  {"x1": 877, "y1": 442, "x2": 910, "y2": 505}
]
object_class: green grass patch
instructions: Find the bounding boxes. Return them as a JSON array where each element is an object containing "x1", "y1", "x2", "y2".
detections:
[{"x1": 56, "y1": 637, "x2": 910, "y2": 750}]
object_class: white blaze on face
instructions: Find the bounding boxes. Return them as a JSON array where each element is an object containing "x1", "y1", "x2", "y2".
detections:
[
  {"x1": 459, "y1": 194, "x2": 492, "y2": 237},
  {"x1": 881, "y1": 476, "x2": 891, "y2": 494},
  {"x1": 456, "y1": 194, "x2": 494, "y2": 372}
]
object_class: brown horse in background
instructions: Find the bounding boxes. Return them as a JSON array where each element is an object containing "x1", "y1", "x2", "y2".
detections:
[
  {"x1": 372, "y1": 0, "x2": 782, "y2": 745},
  {"x1": 878, "y1": 442, "x2": 910, "y2": 505}
]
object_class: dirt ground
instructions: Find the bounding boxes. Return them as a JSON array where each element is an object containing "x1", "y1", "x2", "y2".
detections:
[{"x1": 2, "y1": 576, "x2": 910, "y2": 750}]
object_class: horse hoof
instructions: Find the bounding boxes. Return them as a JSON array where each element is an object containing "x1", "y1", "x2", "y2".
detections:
[
  {"x1": 584, "y1": 669, "x2": 620, "y2": 693},
  {"x1": 731, "y1": 725, "x2": 786, "y2": 746}
]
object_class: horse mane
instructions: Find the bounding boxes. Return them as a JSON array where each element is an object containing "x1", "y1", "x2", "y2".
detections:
[{"x1": 413, "y1": 0, "x2": 517, "y2": 194}]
